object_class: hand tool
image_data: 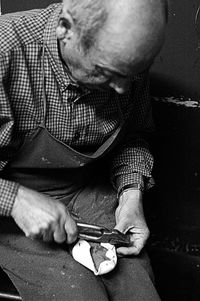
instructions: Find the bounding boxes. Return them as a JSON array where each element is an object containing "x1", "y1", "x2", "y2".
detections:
[{"x1": 76, "y1": 222, "x2": 131, "y2": 247}]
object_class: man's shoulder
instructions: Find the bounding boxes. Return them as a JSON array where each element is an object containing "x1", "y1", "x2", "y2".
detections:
[{"x1": 0, "y1": 3, "x2": 61, "y2": 55}]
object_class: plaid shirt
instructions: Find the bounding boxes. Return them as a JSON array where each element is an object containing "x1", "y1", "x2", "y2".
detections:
[{"x1": 0, "y1": 4, "x2": 154, "y2": 216}]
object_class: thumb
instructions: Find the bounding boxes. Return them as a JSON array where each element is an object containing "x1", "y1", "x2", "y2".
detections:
[{"x1": 114, "y1": 221, "x2": 134, "y2": 235}]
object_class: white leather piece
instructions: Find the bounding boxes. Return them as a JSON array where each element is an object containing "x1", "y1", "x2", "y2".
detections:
[{"x1": 72, "y1": 239, "x2": 117, "y2": 275}]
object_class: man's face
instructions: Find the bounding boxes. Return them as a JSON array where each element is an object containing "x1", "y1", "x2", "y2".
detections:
[{"x1": 60, "y1": 32, "x2": 152, "y2": 94}]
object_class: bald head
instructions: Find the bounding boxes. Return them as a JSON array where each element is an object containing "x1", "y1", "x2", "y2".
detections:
[
  {"x1": 97, "y1": 0, "x2": 167, "y2": 69},
  {"x1": 57, "y1": 0, "x2": 168, "y2": 93},
  {"x1": 62, "y1": 0, "x2": 167, "y2": 56}
]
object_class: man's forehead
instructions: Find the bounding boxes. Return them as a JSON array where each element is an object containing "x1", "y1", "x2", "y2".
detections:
[
  {"x1": 90, "y1": 36, "x2": 151, "y2": 78},
  {"x1": 95, "y1": 23, "x2": 149, "y2": 59}
]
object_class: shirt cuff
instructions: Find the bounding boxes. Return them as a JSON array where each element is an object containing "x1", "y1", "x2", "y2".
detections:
[
  {"x1": 118, "y1": 183, "x2": 144, "y2": 198},
  {"x1": 0, "y1": 178, "x2": 20, "y2": 216},
  {"x1": 115, "y1": 172, "x2": 155, "y2": 196}
]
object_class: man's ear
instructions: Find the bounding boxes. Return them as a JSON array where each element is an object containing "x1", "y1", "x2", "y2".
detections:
[{"x1": 56, "y1": 12, "x2": 74, "y2": 43}]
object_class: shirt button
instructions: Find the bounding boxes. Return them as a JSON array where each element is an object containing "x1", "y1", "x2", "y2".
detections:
[{"x1": 74, "y1": 131, "x2": 80, "y2": 141}]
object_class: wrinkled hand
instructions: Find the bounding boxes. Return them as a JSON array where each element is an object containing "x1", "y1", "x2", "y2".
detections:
[
  {"x1": 11, "y1": 185, "x2": 78, "y2": 244},
  {"x1": 115, "y1": 189, "x2": 149, "y2": 256}
]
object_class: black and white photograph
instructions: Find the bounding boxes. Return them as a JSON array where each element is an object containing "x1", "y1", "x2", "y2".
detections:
[{"x1": 0, "y1": 1, "x2": 199, "y2": 300}]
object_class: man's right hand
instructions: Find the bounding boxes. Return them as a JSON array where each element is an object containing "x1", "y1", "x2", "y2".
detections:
[{"x1": 11, "y1": 185, "x2": 78, "y2": 244}]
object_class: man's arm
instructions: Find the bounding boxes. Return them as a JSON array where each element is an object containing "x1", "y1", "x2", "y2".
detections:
[
  {"x1": 110, "y1": 71, "x2": 154, "y2": 195},
  {"x1": 0, "y1": 51, "x2": 20, "y2": 216},
  {"x1": 110, "y1": 71, "x2": 154, "y2": 255},
  {"x1": 0, "y1": 53, "x2": 77, "y2": 244}
]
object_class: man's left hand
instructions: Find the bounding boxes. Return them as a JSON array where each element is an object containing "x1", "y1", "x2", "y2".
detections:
[{"x1": 114, "y1": 189, "x2": 149, "y2": 256}]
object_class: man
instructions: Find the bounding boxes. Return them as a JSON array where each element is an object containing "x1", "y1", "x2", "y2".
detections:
[{"x1": 0, "y1": 0, "x2": 167, "y2": 300}]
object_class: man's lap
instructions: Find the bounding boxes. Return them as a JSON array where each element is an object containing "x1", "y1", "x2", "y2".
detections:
[
  {"x1": 0, "y1": 227, "x2": 159, "y2": 301},
  {"x1": 0, "y1": 182, "x2": 160, "y2": 300}
]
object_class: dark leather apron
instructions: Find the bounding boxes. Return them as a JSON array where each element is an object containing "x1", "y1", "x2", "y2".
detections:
[
  {"x1": 0, "y1": 44, "x2": 125, "y2": 300},
  {"x1": 2, "y1": 44, "x2": 124, "y2": 196}
]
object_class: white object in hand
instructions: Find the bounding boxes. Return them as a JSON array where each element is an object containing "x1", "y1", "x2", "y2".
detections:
[{"x1": 72, "y1": 239, "x2": 117, "y2": 275}]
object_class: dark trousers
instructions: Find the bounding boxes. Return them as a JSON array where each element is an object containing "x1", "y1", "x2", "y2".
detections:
[{"x1": 0, "y1": 181, "x2": 161, "y2": 301}]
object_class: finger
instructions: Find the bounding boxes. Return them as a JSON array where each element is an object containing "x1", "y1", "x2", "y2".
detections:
[
  {"x1": 42, "y1": 229, "x2": 54, "y2": 242},
  {"x1": 64, "y1": 216, "x2": 78, "y2": 244},
  {"x1": 114, "y1": 223, "x2": 134, "y2": 234},
  {"x1": 27, "y1": 232, "x2": 42, "y2": 240},
  {"x1": 25, "y1": 224, "x2": 42, "y2": 239},
  {"x1": 117, "y1": 237, "x2": 145, "y2": 256},
  {"x1": 37, "y1": 223, "x2": 54, "y2": 242},
  {"x1": 27, "y1": 226, "x2": 52, "y2": 242},
  {"x1": 53, "y1": 225, "x2": 67, "y2": 243},
  {"x1": 117, "y1": 245, "x2": 142, "y2": 256}
]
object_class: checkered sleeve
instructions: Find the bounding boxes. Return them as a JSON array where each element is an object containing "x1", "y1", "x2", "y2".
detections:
[
  {"x1": 110, "y1": 71, "x2": 155, "y2": 194},
  {"x1": 0, "y1": 178, "x2": 19, "y2": 216},
  {"x1": 0, "y1": 51, "x2": 20, "y2": 216}
]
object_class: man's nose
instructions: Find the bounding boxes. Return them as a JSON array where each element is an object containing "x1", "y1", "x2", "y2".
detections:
[{"x1": 109, "y1": 79, "x2": 130, "y2": 94}]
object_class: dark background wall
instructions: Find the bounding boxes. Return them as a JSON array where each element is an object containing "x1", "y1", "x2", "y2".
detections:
[
  {"x1": 150, "y1": 0, "x2": 200, "y2": 100},
  {"x1": 1, "y1": 0, "x2": 60, "y2": 13}
]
